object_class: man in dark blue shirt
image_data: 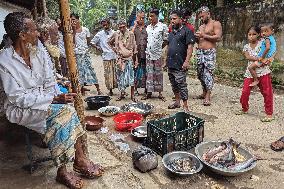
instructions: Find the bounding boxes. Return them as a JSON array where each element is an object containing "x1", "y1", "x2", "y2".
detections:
[{"x1": 167, "y1": 10, "x2": 195, "y2": 112}]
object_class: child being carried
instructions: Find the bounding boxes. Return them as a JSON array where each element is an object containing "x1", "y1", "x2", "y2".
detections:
[{"x1": 248, "y1": 23, "x2": 277, "y2": 87}]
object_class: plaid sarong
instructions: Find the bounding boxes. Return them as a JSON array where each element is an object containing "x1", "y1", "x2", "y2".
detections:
[
  {"x1": 146, "y1": 58, "x2": 163, "y2": 92},
  {"x1": 196, "y1": 48, "x2": 216, "y2": 91},
  {"x1": 44, "y1": 104, "x2": 85, "y2": 167},
  {"x1": 76, "y1": 53, "x2": 98, "y2": 85},
  {"x1": 103, "y1": 60, "x2": 117, "y2": 90}
]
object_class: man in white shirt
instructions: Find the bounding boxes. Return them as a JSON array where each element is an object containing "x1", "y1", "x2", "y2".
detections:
[
  {"x1": 142, "y1": 8, "x2": 168, "y2": 101},
  {"x1": 0, "y1": 12, "x2": 103, "y2": 189},
  {"x1": 71, "y1": 13, "x2": 102, "y2": 95},
  {"x1": 91, "y1": 18, "x2": 117, "y2": 96}
]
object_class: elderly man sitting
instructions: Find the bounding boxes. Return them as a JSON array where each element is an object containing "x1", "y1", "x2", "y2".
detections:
[{"x1": 0, "y1": 12, "x2": 103, "y2": 189}]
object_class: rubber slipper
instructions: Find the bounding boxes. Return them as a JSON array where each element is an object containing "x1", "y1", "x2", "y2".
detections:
[
  {"x1": 270, "y1": 137, "x2": 284, "y2": 151},
  {"x1": 235, "y1": 110, "x2": 248, "y2": 115},
  {"x1": 168, "y1": 103, "x2": 181, "y2": 109},
  {"x1": 203, "y1": 101, "x2": 211, "y2": 106},
  {"x1": 260, "y1": 117, "x2": 274, "y2": 122},
  {"x1": 158, "y1": 95, "x2": 166, "y2": 102}
]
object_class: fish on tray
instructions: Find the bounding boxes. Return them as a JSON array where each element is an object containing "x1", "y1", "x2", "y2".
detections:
[{"x1": 202, "y1": 138, "x2": 257, "y2": 171}]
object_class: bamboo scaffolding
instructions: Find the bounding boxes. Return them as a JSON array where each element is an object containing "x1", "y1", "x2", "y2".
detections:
[{"x1": 59, "y1": 0, "x2": 88, "y2": 156}]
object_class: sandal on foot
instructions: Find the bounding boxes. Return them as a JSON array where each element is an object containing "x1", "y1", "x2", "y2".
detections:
[
  {"x1": 116, "y1": 96, "x2": 124, "y2": 101},
  {"x1": 56, "y1": 173, "x2": 83, "y2": 189},
  {"x1": 141, "y1": 94, "x2": 151, "y2": 100},
  {"x1": 131, "y1": 97, "x2": 137, "y2": 102},
  {"x1": 235, "y1": 110, "x2": 248, "y2": 115},
  {"x1": 168, "y1": 103, "x2": 181, "y2": 109},
  {"x1": 270, "y1": 137, "x2": 284, "y2": 151},
  {"x1": 108, "y1": 91, "x2": 113, "y2": 96},
  {"x1": 73, "y1": 162, "x2": 104, "y2": 179},
  {"x1": 260, "y1": 116, "x2": 274, "y2": 122},
  {"x1": 158, "y1": 95, "x2": 166, "y2": 102},
  {"x1": 203, "y1": 100, "x2": 211, "y2": 106}
]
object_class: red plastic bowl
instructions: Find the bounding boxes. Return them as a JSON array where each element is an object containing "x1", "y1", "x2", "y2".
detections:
[{"x1": 113, "y1": 112, "x2": 143, "y2": 131}]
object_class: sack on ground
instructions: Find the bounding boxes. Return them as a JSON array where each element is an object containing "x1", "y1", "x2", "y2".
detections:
[{"x1": 132, "y1": 146, "x2": 158, "y2": 173}]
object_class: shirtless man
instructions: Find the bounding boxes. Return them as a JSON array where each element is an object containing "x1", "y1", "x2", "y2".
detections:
[{"x1": 195, "y1": 6, "x2": 222, "y2": 106}]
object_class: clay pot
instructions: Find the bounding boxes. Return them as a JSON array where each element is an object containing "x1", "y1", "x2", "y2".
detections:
[{"x1": 85, "y1": 116, "x2": 105, "y2": 131}]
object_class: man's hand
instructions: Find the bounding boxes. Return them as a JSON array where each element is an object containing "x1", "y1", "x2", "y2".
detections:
[
  {"x1": 54, "y1": 93, "x2": 77, "y2": 104},
  {"x1": 182, "y1": 61, "x2": 189, "y2": 71},
  {"x1": 96, "y1": 46, "x2": 103, "y2": 53},
  {"x1": 134, "y1": 60, "x2": 139, "y2": 68},
  {"x1": 195, "y1": 31, "x2": 204, "y2": 39}
]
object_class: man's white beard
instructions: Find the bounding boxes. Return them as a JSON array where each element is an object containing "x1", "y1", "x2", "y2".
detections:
[{"x1": 26, "y1": 43, "x2": 38, "y2": 56}]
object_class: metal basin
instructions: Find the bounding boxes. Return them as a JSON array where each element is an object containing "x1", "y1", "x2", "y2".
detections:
[
  {"x1": 98, "y1": 106, "x2": 120, "y2": 116},
  {"x1": 121, "y1": 102, "x2": 154, "y2": 116},
  {"x1": 162, "y1": 151, "x2": 203, "y2": 176},
  {"x1": 131, "y1": 126, "x2": 147, "y2": 139},
  {"x1": 195, "y1": 141, "x2": 257, "y2": 176}
]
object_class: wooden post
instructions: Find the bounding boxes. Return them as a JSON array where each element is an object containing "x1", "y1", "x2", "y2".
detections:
[
  {"x1": 59, "y1": 0, "x2": 88, "y2": 156},
  {"x1": 42, "y1": 0, "x2": 47, "y2": 17}
]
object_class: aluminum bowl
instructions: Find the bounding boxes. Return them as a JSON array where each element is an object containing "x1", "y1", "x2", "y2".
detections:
[
  {"x1": 121, "y1": 102, "x2": 154, "y2": 116},
  {"x1": 98, "y1": 106, "x2": 120, "y2": 116},
  {"x1": 162, "y1": 151, "x2": 203, "y2": 176},
  {"x1": 85, "y1": 96, "x2": 111, "y2": 110},
  {"x1": 131, "y1": 126, "x2": 147, "y2": 139},
  {"x1": 195, "y1": 141, "x2": 257, "y2": 176}
]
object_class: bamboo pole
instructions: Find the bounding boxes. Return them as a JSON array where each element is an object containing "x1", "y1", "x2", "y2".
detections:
[
  {"x1": 59, "y1": 0, "x2": 88, "y2": 156},
  {"x1": 41, "y1": 0, "x2": 47, "y2": 17}
]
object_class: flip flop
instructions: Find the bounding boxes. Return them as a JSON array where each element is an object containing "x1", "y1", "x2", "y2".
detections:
[
  {"x1": 260, "y1": 117, "x2": 274, "y2": 122},
  {"x1": 235, "y1": 110, "x2": 248, "y2": 115},
  {"x1": 168, "y1": 103, "x2": 181, "y2": 109},
  {"x1": 203, "y1": 100, "x2": 211, "y2": 106},
  {"x1": 56, "y1": 172, "x2": 83, "y2": 189},
  {"x1": 270, "y1": 137, "x2": 284, "y2": 151},
  {"x1": 141, "y1": 94, "x2": 152, "y2": 100},
  {"x1": 73, "y1": 162, "x2": 104, "y2": 179},
  {"x1": 158, "y1": 95, "x2": 166, "y2": 102},
  {"x1": 116, "y1": 96, "x2": 124, "y2": 101},
  {"x1": 131, "y1": 97, "x2": 138, "y2": 102}
]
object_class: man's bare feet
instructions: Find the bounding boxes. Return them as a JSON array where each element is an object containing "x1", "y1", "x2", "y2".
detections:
[
  {"x1": 249, "y1": 80, "x2": 259, "y2": 87},
  {"x1": 183, "y1": 105, "x2": 189, "y2": 112},
  {"x1": 73, "y1": 159, "x2": 104, "y2": 179},
  {"x1": 56, "y1": 166, "x2": 83, "y2": 189}
]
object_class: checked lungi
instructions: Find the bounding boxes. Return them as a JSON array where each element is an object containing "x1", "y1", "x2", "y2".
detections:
[
  {"x1": 168, "y1": 69, "x2": 188, "y2": 101},
  {"x1": 196, "y1": 48, "x2": 216, "y2": 91}
]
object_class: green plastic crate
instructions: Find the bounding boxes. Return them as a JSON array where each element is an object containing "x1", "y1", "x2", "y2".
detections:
[{"x1": 146, "y1": 112, "x2": 204, "y2": 156}]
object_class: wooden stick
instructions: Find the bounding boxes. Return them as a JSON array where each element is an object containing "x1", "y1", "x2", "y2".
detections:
[{"x1": 59, "y1": 0, "x2": 88, "y2": 156}]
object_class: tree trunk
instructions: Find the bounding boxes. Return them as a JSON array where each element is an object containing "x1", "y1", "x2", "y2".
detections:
[{"x1": 59, "y1": 0, "x2": 89, "y2": 157}]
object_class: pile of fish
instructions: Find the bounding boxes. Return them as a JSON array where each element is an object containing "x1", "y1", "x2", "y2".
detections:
[
  {"x1": 202, "y1": 138, "x2": 257, "y2": 171},
  {"x1": 167, "y1": 157, "x2": 197, "y2": 173},
  {"x1": 125, "y1": 119, "x2": 138, "y2": 124}
]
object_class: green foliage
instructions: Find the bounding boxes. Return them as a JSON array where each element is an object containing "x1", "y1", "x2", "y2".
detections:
[{"x1": 46, "y1": 0, "x2": 252, "y2": 31}]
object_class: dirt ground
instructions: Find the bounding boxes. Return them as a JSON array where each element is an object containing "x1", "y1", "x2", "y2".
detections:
[{"x1": 0, "y1": 54, "x2": 283, "y2": 189}]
